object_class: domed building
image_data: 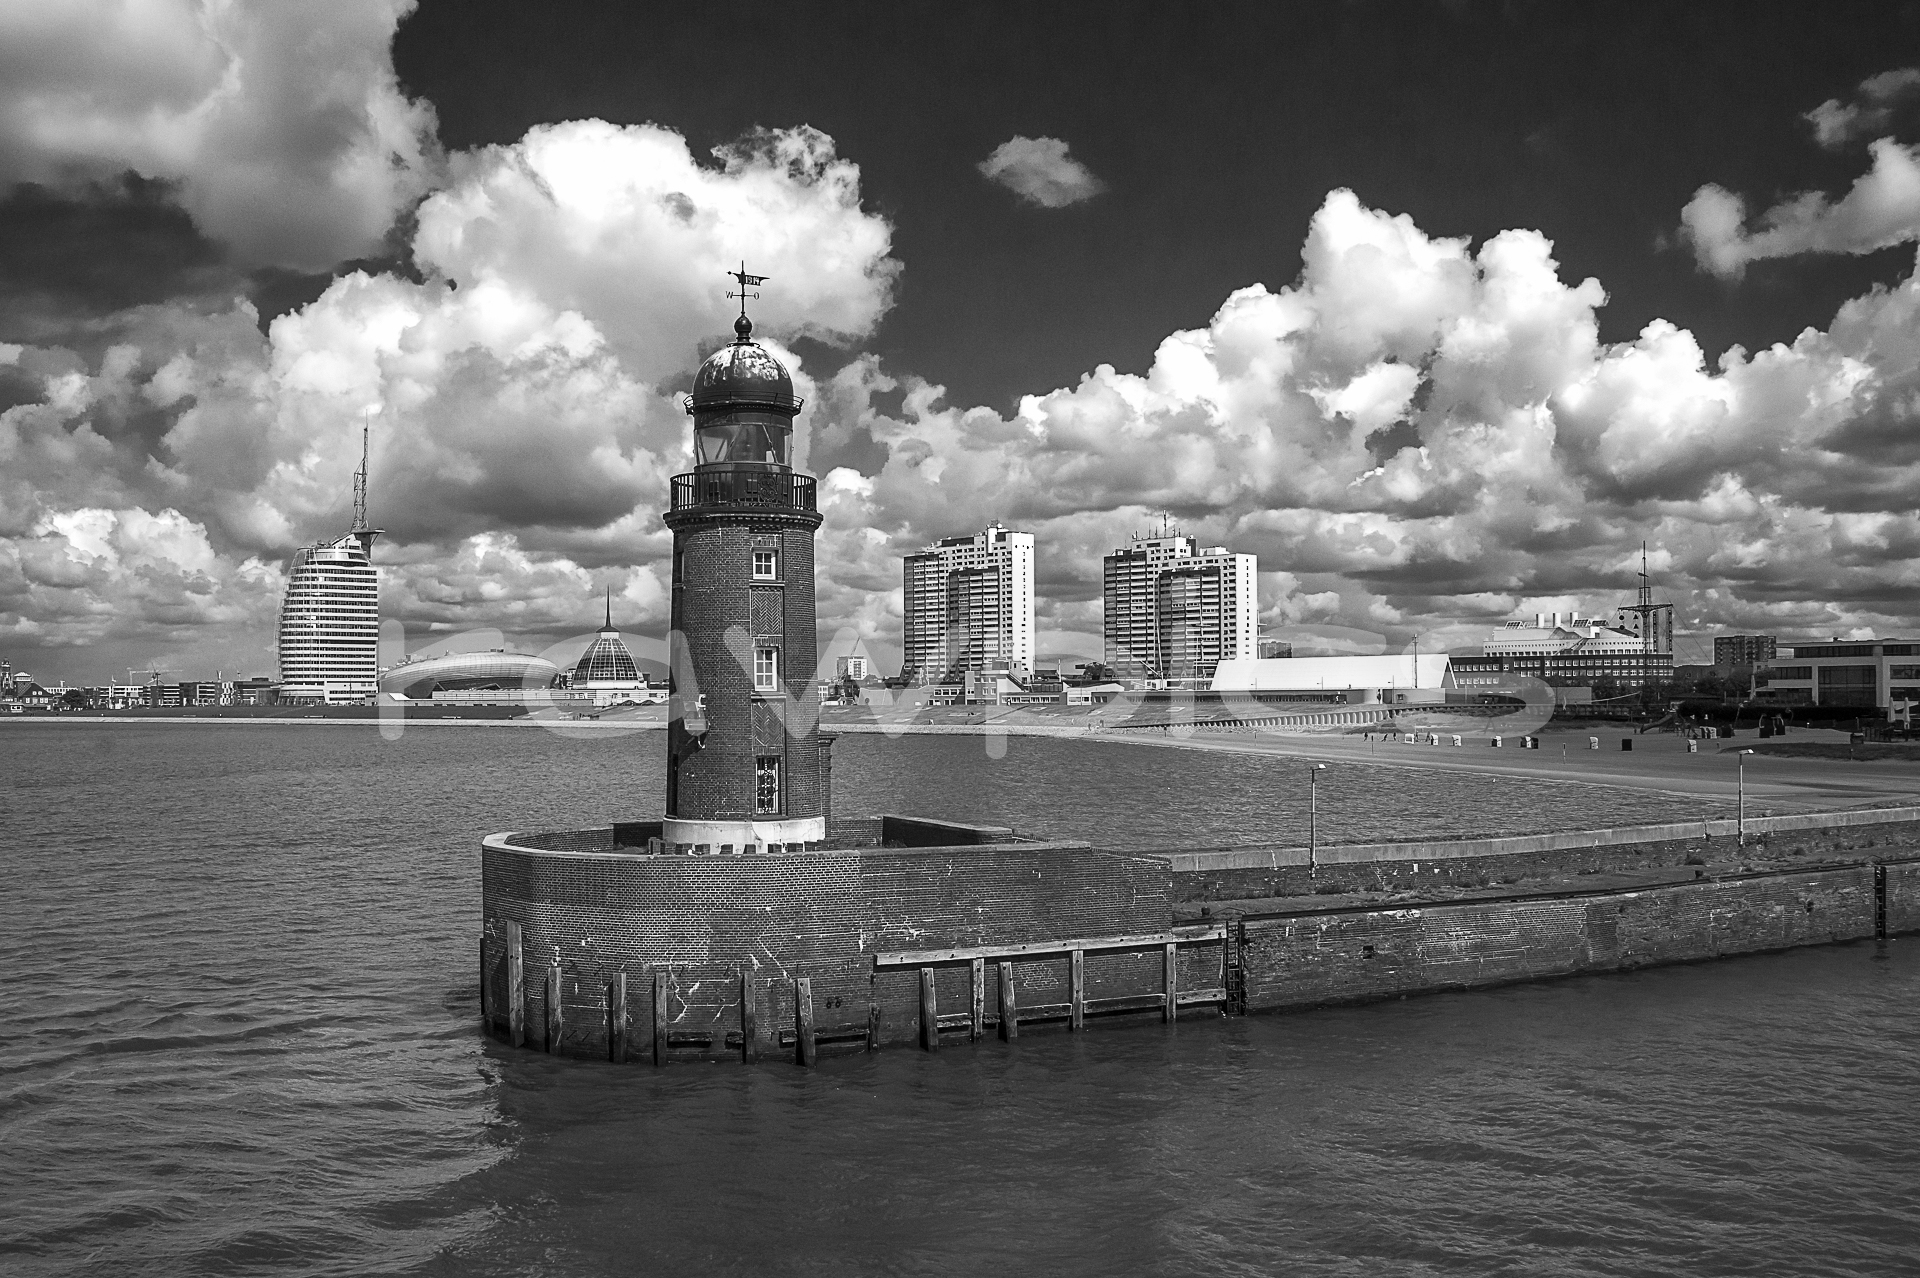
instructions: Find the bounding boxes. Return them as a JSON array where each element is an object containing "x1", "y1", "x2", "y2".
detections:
[{"x1": 572, "y1": 591, "x2": 663, "y2": 708}]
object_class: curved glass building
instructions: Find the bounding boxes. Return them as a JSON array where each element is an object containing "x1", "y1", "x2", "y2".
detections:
[
  {"x1": 278, "y1": 528, "x2": 379, "y2": 703},
  {"x1": 378, "y1": 651, "x2": 561, "y2": 700}
]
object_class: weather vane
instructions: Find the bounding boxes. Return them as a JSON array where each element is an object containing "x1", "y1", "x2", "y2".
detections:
[{"x1": 726, "y1": 261, "x2": 769, "y2": 321}]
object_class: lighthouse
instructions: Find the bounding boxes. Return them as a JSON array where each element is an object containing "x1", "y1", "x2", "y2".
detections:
[{"x1": 661, "y1": 270, "x2": 828, "y2": 853}]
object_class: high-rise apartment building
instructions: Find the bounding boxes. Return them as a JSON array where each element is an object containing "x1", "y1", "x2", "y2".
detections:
[
  {"x1": 278, "y1": 429, "x2": 380, "y2": 703},
  {"x1": 901, "y1": 522, "x2": 1036, "y2": 681},
  {"x1": 1714, "y1": 634, "x2": 1777, "y2": 667},
  {"x1": 1102, "y1": 532, "x2": 1257, "y2": 682}
]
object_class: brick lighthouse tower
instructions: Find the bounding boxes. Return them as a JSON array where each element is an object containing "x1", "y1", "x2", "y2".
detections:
[{"x1": 661, "y1": 267, "x2": 827, "y2": 853}]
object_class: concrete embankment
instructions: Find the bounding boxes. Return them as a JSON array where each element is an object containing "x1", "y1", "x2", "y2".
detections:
[{"x1": 1230, "y1": 858, "x2": 1913, "y2": 1014}]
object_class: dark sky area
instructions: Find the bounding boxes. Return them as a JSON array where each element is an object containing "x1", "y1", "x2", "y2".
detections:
[{"x1": 393, "y1": 0, "x2": 1918, "y2": 412}]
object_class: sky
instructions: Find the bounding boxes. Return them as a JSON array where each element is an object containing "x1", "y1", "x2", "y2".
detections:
[{"x1": 5, "y1": 0, "x2": 1920, "y2": 684}]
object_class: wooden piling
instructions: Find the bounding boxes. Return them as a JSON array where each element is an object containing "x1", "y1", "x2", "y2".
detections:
[
  {"x1": 545, "y1": 964, "x2": 563, "y2": 1055},
  {"x1": 1070, "y1": 950, "x2": 1085, "y2": 1032},
  {"x1": 740, "y1": 970, "x2": 757, "y2": 1064},
  {"x1": 919, "y1": 968, "x2": 939, "y2": 1051},
  {"x1": 969, "y1": 958, "x2": 985, "y2": 1040},
  {"x1": 795, "y1": 977, "x2": 817, "y2": 1067},
  {"x1": 479, "y1": 938, "x2": 490, "y2": 1037},
  {"x1": 505, "y1": 921, "x2": 525, "y2": 1048},
  {"x1": 1163, "y1": 942, "x2": 1178, "y2": 1023},
  {"x1": 866, "y1": 1002, "x2": 880, "y2": 1051},
  {"x1": 997, "y1": 961, "x2": 1017, "y2": 1041},
  {"x1": 652, "y1": 970, "x2": 667, "y2": 1067},
  {"x1": 609, "y1": 971, "x2": 627, "y2": 1063}
]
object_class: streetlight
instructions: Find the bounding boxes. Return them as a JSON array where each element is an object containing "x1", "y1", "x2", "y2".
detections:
[
  {"x1": 1735, "y1": 748, "x2": 1757, "y2": 843},
  {"x1": 1308, "y1": 763, "x2": 1328, "y2": 878}
]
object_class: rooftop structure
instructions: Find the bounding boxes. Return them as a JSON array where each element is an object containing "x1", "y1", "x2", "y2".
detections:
[{"x1": 379, "y1": 651, "x2": 561, "y2": 700}]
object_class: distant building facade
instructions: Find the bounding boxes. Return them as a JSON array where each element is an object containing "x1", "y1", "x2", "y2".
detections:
[
  {"x1": 1761, "y1": 639, "x2": 1920, "y2": 710},
  {"x1": 1714, "y1": 634, "x2": 1777, "y2": 668},
  {"x1": 901, "y1": 523, "x2": 1035, "y2": 682},
  {"x1": 1451, "y1": 612, "x2": 1673, "y2": 690},
  {"x1": 1102, "y1": 532, "x2": 1257, "y2": 684}
]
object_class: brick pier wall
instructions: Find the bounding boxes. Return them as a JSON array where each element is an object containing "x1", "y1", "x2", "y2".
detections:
[
  {"x1": 480, "y1": 836, "x2": 1173, "y2": 1058},
  {"x1": 480, "y1": 809, "x2": 1920, "y2": 1065}
]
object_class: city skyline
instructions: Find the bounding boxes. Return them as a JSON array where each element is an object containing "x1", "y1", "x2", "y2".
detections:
[{"x1": 5, "y1": 5, "x2": 1920, "y2": 685}]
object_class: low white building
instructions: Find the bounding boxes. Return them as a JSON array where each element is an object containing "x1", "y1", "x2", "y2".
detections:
[{"x1": 1209, "y1": 654, "x2": 1451, "y2": 699}]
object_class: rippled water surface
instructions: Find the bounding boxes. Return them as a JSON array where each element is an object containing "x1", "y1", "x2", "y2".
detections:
[{"x1": 5, "y1": 723, "x2": 1915, "y2": 1277}]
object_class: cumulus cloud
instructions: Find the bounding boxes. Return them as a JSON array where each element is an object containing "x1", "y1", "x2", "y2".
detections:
[
  {"x1": 11, "y1": 106, "x2": 1920, "y2": 681},
  {"x1": 414, "y1": 121, "x2": 897, "y2": 380},
  {"x1": 0, "y1": 117, "x2": 899, "y2": 675},
  {"x1": 0, "y1": 0, "x2": 438, "y2": 269},
  {"x1": 801, "y1": 187, "x2": 1920, "y2": 663},
  {"x1": 1681, "y1": 138, "x2": 1920, "y2": 277},
  {"x1": 977, "y1": 136, "x2": 1107, "y2": 208},
  {"x1": 1806, "y1": 67, "x2": 1920, "y2": 149}
]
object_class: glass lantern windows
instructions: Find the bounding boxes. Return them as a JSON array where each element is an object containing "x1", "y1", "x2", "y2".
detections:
[{"x1": 694, "y1": 412, "x2": 790, "y2": 466}]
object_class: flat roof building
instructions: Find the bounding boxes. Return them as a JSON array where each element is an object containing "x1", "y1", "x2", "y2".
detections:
[
  {"x1": 1103, "y1": 531, "x2": 1257, "y2": 685},
  {"x1": 1761, "y1": 639, "x2": 1920, "y2": 711},
  {"x1": 902, "y1": 523, "x2": 1035, "y2": 682},
  {"x1": 1714, "y1": 634, "x2": 1778, "y2": 668}
]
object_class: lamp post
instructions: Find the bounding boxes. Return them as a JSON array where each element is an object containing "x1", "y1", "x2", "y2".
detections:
[
  {"x1": 1308, "y1": 763, "x2": 1328, "y2": 878},
  {"x1": 1736, "y1": 748, "x2": 1754, "y2": 845}
]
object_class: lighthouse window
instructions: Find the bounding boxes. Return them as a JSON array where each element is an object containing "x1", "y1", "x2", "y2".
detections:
[
  {"x1": 755, "y1": 756, "x2": 781, "y2": 813},
  {"x1": 753, "y1": 550, "x2": 778, "y2": 579},
  {"x1": 753, "y1": 647, "x2": 779, "y2": 691}
]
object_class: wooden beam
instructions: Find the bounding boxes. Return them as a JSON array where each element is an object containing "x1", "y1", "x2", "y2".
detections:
[
  {"x1": 997, "y1": 961, "x2": 1017, "y2": 1041},
  {"x1": 545, "y1": 964, "x2": 563, "y2": 1055},
  {"x1": 1163, "y1": 942, "x2": 1177, "y2": 1024},
  {"x1": 652, "y1": 970, "x2": 667, "y2": 1067},
  {"x1": 795, "y1": 977, "x2": 817, "y2": 1067},
  {"x1": 1069, "y1": 950, "x2": 1085, "y2": 1032},
  {"x1": 1175, "y1": 987, "x2": 1228, "y2": 1005},
  {"x1": 479, "y1": 938, "x2": 490, "y2": 1037},
  {"x1": 609, "y1": 971, "x2": 627, "y2": 1063},
  {"x1": 875, "y1": 925, "x2": 1226, "y2": 969},
  {"x1": 865, "y1": 1002, "x2": 880, "y2": 1052},
  {"x1": 969, "y1": 958, "x2": 985, "y2": 1040},
  {"x1": 739, "y1": 970, "x2": 757, "y2": 1064},
  {"x1": 919, "y1": 968, "x2": 940, "y2": 1051},
  {"x1": 506, "y1": 921, "x2": 524, "y2": 1048}
]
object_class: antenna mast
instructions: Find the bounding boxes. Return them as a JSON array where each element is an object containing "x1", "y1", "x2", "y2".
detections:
[{"x1": 352, "y1": 417, "x2": 370, "y2": 534}]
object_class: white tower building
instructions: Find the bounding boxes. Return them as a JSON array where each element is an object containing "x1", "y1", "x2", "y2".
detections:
[
  {"x1": 1103, "y1": 529, "x2": 1257, "y2": 683},
  {"x1": 278, "y1": 428, "x2": 380, "y2": 703},
  {"x1": 901, "y1": 522, "x2": 1036, "y2": 681}
]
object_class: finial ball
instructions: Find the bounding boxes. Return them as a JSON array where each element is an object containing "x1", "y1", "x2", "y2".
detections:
[{"x1": 734, "y1": 313, "x2": 753, "y2": 341}]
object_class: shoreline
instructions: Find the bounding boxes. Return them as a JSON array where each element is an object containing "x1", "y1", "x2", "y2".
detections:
[{"x1": 13, "y1": 710, "x2": 1916, "y2": 811}]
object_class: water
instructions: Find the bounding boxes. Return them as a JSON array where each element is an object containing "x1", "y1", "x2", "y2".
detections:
[{"x1": 5, "y1": 723, "x2": 1915, "y2": 1277}]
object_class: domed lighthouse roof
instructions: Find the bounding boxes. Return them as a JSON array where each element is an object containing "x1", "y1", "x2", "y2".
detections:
[{"x1": 689, "y1": 313, "x2": 798, "y2": 411}]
